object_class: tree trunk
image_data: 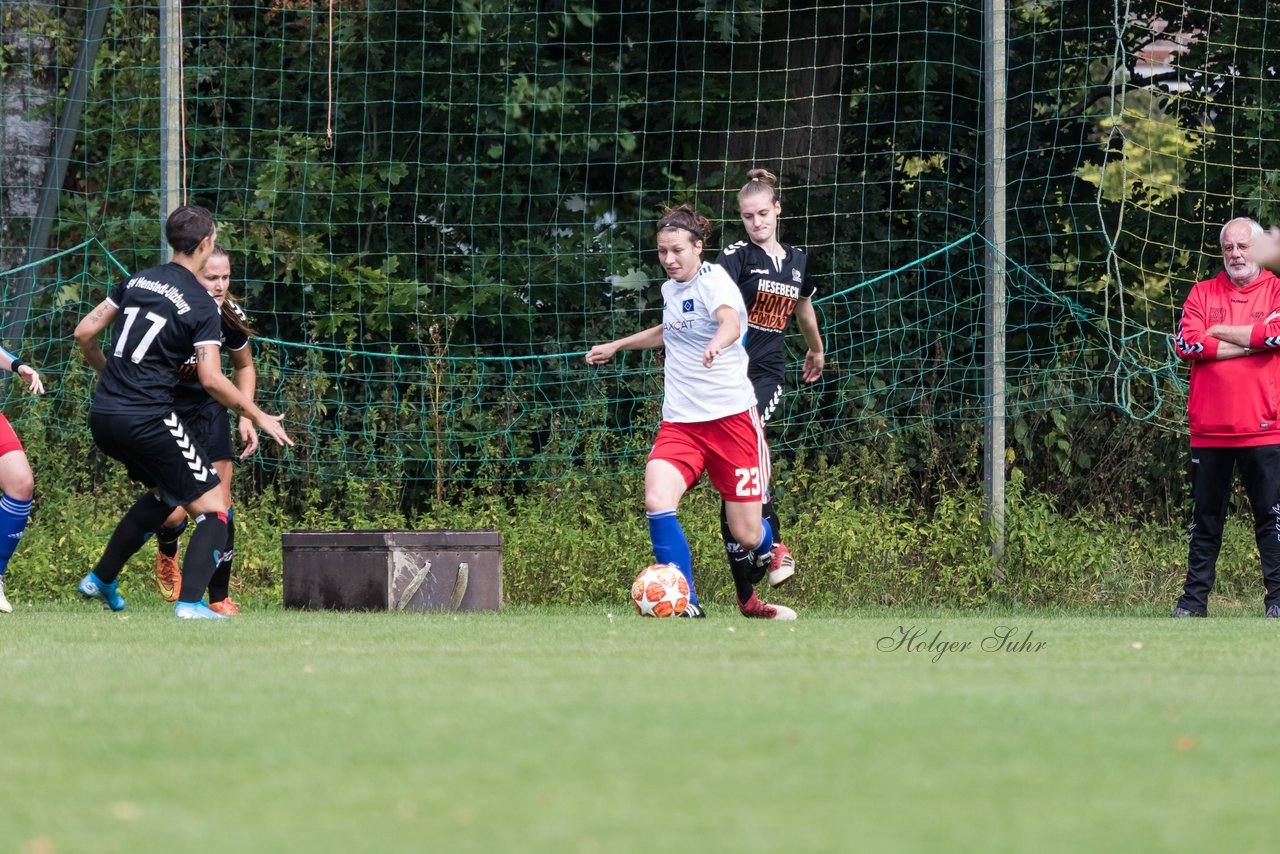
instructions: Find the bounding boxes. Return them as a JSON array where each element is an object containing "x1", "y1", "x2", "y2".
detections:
[
  {"x1": 721, "y1": 5, "x2": 857, "y2": 187},
  {"x1": 0, "y1": 0, "x2": 59, "y2": 274}
]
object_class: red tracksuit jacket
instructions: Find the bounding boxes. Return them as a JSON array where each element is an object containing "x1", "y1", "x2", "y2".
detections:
[{"x1": 1176, "y1": 269, "x2": 1280, "y2": 447}]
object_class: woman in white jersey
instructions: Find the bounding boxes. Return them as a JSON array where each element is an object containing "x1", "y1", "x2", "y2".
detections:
[{"x1": 586, "y1": 204, "x2": 796, "y2": 620}]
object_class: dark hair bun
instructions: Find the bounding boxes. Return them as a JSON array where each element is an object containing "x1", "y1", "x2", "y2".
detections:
[{"x1": 656, "y1": 203, "x2": 713, "y2": 244}]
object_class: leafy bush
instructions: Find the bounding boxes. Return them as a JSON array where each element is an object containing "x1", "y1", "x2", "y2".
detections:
[{"x1": 9, "y1": 433, "x2": 1273, "y2": 614}]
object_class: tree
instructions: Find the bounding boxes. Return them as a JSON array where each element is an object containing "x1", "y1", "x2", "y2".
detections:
[{"x1": 0, "y1": 0, "x2": 62, "y2": 274}]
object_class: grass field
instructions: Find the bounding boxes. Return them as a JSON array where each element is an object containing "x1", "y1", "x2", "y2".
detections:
[{"x1": 2, "y1": 601, "x2": 1276, "y2": 853}]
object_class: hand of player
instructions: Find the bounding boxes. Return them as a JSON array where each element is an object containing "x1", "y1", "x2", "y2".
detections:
[
  {"x1": 585, "y1": 343, "x2": 618, "y2": 365},
  {"x1": 16, "y1": 365, "x2": 44, "y2": 395},
  {"x1": 702, "y1": 344, "x2": 722, "y2": 368},
  {"x1": 253, "y1": 412, "x2": 295, "y2": 447},
  {"x1": 238, "y1": 417, "x2": 260, "y2": 459},
  {"x1": 802, "y1": 349, "x2": 825, "y2": 383}
]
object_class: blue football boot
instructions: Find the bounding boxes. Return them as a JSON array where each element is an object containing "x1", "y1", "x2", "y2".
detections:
[
  {"x1": 78, "y1": 572, "x2": 126, "y2": 612},
  {"x1": 174, "y1": 600, "x2": 229, "y2": 620}
]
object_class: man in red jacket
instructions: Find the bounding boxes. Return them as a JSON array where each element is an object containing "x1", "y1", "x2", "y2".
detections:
[{"x1": 1173, "y1": 216, "x2": 1280, "y2": 618}]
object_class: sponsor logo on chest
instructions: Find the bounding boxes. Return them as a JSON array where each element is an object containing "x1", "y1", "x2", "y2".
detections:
[
  {"x1": 757, "y1": 279, "x2": 800, "y2": 299},
  {"x1": 665, "y1": 298, "x2": 698, "y2": 332}
]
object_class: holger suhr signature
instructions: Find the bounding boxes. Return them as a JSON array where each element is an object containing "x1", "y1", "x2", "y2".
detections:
[{"x1": 877, "y1": 625, "x2": 1047, "y2": 663}]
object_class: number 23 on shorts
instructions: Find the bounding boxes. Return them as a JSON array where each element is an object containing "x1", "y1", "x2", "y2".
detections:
[{"x1": 735, "y1": 467, "x2": 762, "y2": 497}]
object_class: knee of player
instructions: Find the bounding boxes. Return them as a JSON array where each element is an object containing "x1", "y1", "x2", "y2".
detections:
[
  {"x1": 1, "y1": 469, "x2": 35, "y2": 501},
  {"x1": 727, "y1": 515, "x2": 764, "y2": 548},
  {"x1": 187, "y1": 493, "x2": 230, "y2": 519},
  {"x1": 643, "y1": 492, "x2": 678, "y2": 514},
  {"x1": 643, "y1": 472, "x2": 686, "y2": 513}
]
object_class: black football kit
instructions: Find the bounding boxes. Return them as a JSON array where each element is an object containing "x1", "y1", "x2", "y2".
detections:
[
  {"x1": 90, "y1": 262, "x2": 224, "y2": 506},
  {"x1": 715, "y1": 240, "x2": 817, "y2": 423}
]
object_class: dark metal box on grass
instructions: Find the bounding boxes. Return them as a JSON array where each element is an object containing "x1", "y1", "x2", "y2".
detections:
[{"x1": 282, "y1": 530, "x2": 502, "y2": 612}]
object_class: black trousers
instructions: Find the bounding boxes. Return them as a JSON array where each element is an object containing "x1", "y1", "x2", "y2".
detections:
[{"x1": 1177, "y1": 445, "x2": 1280, "y2": 614}]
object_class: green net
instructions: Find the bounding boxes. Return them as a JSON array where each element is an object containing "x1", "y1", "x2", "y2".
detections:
[{"x1": 1, "y1": 1, "x2": 1276, "y2": 494}]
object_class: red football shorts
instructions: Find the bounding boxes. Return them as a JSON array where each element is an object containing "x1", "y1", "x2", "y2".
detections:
[
  {"x1": 0, "y1": 414, "x2": 23, "y2": 458},
  {"x1": 648, "y1": 408, "x2": 770, "y2": 502}
]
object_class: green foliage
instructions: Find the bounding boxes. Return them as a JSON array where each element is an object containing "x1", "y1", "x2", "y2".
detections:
[
  {"x1": 10, "y1": 0, "x2": 1280, "y2": 568},
  {"x1": 0, "y1": 2, "x2": 80, "y2": 76},
  {"x1": 10, "y1": 434, "x2": 1272, "y2": 613}
]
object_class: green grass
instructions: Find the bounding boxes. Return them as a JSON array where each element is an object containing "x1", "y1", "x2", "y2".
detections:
[{"x1": 1, "y1": 603, "x2": 1276, "y2": 853}]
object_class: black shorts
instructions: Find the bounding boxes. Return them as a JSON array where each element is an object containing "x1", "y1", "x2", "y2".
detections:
[
  {"x1": 752, "y1": 374, "x2": 785, "y2": 426},
  {"x1": 176, "y1": 401, "x2": 235, "y2": 463},
  {"x1": 90, "y1": 409, "x2": 222, "y2": 507}
]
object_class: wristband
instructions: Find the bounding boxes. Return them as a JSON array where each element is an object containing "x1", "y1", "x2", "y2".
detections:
[{"x1": 10, "y1": 359, "x2": 26, "y2": 375}]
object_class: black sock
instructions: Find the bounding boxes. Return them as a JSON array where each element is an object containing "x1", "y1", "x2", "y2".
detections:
[
  {"x1": 207, "y1": 508, "x2": 234, "y2": 603},
  {"x1": 178, "y1": 512, "x2": 228, "y2": 604},
  {"x1": 94, "y1": 493, "x2": 177, "y2": 584},
  {"x1": 155, "y1": 519, "x2": 185, "y2": 559},
  {"x1": 730, "y1": 553, "x2": 756, "y2": 603},
  {"x1": 719, "y1": 500, "x2": 738, "y2": 571},
  {"x1": 721, "y1": 500, "x2": 767, "y2": 587}
]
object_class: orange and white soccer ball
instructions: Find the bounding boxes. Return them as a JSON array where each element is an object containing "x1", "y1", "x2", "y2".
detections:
[{"x1": 631, "y1": 563, "x2": 690, "y2": 618}]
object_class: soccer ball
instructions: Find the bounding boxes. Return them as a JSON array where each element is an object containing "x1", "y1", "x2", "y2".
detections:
[{"x1": 630, "y1": 563, "x2": 690, "y2": 618}]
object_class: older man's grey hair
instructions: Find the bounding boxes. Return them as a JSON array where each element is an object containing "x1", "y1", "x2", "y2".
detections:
[{"x1": 1220, "y1": 217, "x2": 1265, "y2": 246}]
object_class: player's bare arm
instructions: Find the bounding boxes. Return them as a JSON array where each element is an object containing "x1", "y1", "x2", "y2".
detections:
[
  {"x1": 73, "y1": 299, "x2": 118, "y2": 375},
  {"x1": 13, "y1": 364, "x2": 44, "y2": 396},
  {"x1": 703, "y1": 305, "x2": 741, "y2": 368},
  {"x1": 195, "y1": 344, "x2": 294, "y2": 447},
  {"x1": 585, "y1": 324, "x2": 664, "y2": 365},
  {"x1": 794, "y1": 297, "x2": 825, "y2": 383},
  {"x1": 229, "y1": 345, "x2": 260, "y2": 458},
  {"x1": 0, "y1": 350, "x2": 45, "y2": 395}
]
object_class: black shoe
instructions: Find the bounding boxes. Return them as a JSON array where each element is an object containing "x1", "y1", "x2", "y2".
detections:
[
  {"x1": 1265, "y1": 604, "x2": 1280, "y2": 619},
  {"x1": 680, "y1": 602, "x2": 706, "y2": 618},
  {"x1": 1170, "y1": 606, "x2": 1206, "y2": 618}
]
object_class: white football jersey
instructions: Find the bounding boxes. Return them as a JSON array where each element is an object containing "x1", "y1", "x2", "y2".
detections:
[{"x1": 659, "y1": 262, "x2": 755, "y2": 422}]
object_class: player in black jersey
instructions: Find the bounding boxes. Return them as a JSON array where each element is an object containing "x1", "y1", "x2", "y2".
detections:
[
  {"x1": 73, "y1": 204, "x2": 293, "y2": 619},
  {"x1": 713, "y1": 169, "x2": 825, "y2": 604},
  {"x1": 152, "y1": 246, "x2": 257, "y2": 615}
]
